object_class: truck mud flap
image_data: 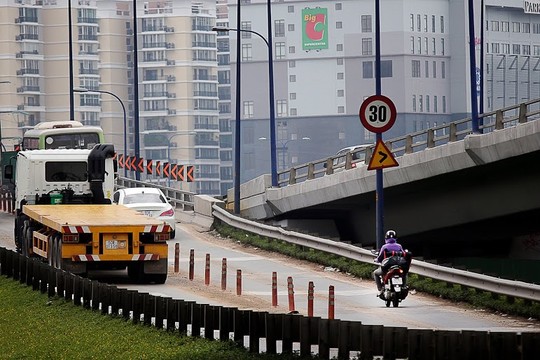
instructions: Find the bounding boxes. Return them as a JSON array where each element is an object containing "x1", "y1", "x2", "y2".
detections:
[{"x1": 143, "y1": 259, "x2": 167, "y2": 274}]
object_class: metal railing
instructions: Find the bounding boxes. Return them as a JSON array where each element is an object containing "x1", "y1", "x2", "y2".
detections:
[
  {"x1": 212, "y1": 205, "x2": 540, "y2": 302},
  {"x1": 278, "y1": 98, "x2": 540, "y2": 187}
]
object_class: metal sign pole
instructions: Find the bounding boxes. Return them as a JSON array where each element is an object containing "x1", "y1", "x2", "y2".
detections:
[{"x1": 374, "y1": 0, "x2": 384, "y2": 250}]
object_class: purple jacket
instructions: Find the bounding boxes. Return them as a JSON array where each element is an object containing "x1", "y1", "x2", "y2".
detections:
[{"x1": 376, "y1": 239, "x2": 404, "y2": 263}]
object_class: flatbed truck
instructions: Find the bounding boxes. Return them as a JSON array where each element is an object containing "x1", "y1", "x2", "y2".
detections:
[{"x1": 6, "y1": 144, "x2": 170, "y2": 283}]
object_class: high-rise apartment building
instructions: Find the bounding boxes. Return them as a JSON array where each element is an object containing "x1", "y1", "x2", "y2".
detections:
[{"x1": 0, "y1": 0, "x2": 222, "y2": 195}]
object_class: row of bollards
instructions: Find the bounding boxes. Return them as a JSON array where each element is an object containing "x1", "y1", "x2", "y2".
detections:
[
  {"x1": 0, "y1": 192, "x2": 14, "y2": 214},
  {"x1": 173, "y1": 244, "x2": 336, "y2": 319}
]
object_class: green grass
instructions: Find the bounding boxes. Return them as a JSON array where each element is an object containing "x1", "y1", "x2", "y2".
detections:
[
  {"x1": 214, "y1": 221, "x2": 540, "y2": 320},
  {"x1": 0, "y1": 276, "x2": 304, "y2": 360}
]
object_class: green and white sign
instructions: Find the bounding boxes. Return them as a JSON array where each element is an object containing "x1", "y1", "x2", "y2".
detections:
[{"x1": 302, "y1": 8, "x2": 328, "y2": 51}]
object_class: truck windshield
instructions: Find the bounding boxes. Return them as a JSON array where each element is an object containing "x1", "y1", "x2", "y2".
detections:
[{"x1": 45, "y1": 162, "x2": 88, "y2": 182}]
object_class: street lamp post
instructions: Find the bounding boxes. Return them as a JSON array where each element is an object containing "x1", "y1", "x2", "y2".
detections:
[
  {"x1": 213, "y1": 23, "x2": 278, "y2": 187},
  {"x1": 73, "y1": 88, "x2": 127, "y2": 176}
]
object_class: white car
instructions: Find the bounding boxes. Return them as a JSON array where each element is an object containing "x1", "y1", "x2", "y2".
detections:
[{"x1": 113, "y1": 187, "x2": 176, "y2": 239}]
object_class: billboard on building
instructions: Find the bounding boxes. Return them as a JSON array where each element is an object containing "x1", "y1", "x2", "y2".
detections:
[
  {"x1": 524, "y1": 1, "x2": 540, "y2": 14},
  {"x1": 302, "y1": 8, "x2": 328, "y2": 51}
]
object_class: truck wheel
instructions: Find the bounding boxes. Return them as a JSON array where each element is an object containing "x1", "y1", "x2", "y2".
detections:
[
  {"x1": 48, "y1": 238, "x2": 54, "y2": 267},
  {"x1": 128, "y1": 263, "x2": 143, "y2": 282},
  {"x1": 54, "y1": 235, "x2": 63, "y2": 269},
  {"x1": 24, "y1": 225, "x2": 33, "y2": 258}
]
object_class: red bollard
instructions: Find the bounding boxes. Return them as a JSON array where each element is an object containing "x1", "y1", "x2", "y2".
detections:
[
  {"x1": 271, "y1": 272, "x2": 278, "y2": 307},
  {"x1": 307, "y1": 281, "x2": 314, "y2": 317},
  {"x1": 174, "y1": 243, "x2": 180, "y2": 273},
  {"x1": 328, "y1": 285, "x2": 335, "y2": 320},
  {"x1": 204, "y1": 253, "x2": 210, "y2": 286},
  {"x1": 8, "y1": 193, "x2": 13, "y2": 213},
  {"x1": 287, "y1": 276, "x2": 295, "y2": 312},
  {"x1": 1, "y1": 193, "x2": 5, "y2": 211},
  {"x1": 236, "y1": 269, "x2": 242, "y2": 295},
  {"x1": 189, "y1": 249, "x2": 194, "y2": 281},
  {"x1": 221, "y1": 258, "x2": 227, "y2": 290}
]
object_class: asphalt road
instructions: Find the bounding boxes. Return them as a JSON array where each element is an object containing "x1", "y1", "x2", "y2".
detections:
[{"x1": 0, "y1": 210, "x2": 538, "y2": 332}]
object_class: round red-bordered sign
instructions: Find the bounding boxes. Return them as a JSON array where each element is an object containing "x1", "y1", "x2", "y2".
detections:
[{"x1": 359, "y1": 95, "x2": 397, "y2": 133}]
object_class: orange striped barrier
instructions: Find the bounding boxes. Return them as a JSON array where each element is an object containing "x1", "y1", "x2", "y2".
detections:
[{"x1": 287, "y1": 276, "x2": 295, "y2": 312}]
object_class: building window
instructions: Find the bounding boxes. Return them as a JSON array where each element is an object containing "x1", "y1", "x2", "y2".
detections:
[
  {"x1": 417, "y1": 37, "x2": 422, "y2": 53},
  {"x1": 419, "y1": 95, "x2": 423, "y2": 112},
  {"x1": 410, "y1": 36, "x2": 415, "y2": 54},
  {"x1": 434, "y1": 95, "x2": 438, "y2": 113},
  {"x1": 523, "y1": 44, "x2": 531, "y2": 55},
  {"x1": 440, "y1": 16, "x2": 444, "y2": 33},
  {"x1": 275, "y1": 19, "x2": 285, "y2": 37},
  {"x1": 432, "y1": 38, "x2": 436, "y2": 55},
  {"x1": 243, "y1": 101, "x2": 253, "y2": 118},
  {"x1": 241, "y1": 44, "x2": 252, "y2": 61},
  {"x1": 288, "y1": 24, "x2": 294, "y2": 31},
  {"x1": 277, "y1": 100, "x2": 288, "y2": 117},
  {"x1": 289, "y1": 93, "x2": 296, "y2": 100},
  {"x1": 501, "y1": 43, "x2": 510, "y2": 54},
  {"x1": 433, "y1": 61, "x2": 437, "y2": 78},
  {"x1": 410, "y1": 14, "x2": 414, "y2": 31},
  {"x1": 512, "y1": 44, "x2": 521, "y2": 55},
  {"x1": 513, "y1": 22, "x2": 520, "y2": 32},
  {"x1": 362, "y1": 38, "x2": 372, "y2": 55},
  {"x1": 338, "y1": 106, "x2": 345, "y2": 113},
  {"x1": 337, "y1": 58, "x2": 344, "y2": 65},
  {"x1": 337, "y1": 89, "x2": 344, "y2": 97},
  {"x1": 442, "y1": 96, "x2": 446, "y2": 113},
  {"x1": 426, "y1": 95, "x2": 430, "y2": 112},
  {"x1": 289, "y1": 60, "x2": 295, "y2": 68},
  {"x1": 417, "y1": 14, "x2": 421, "y2": 31},
  {"x1": 289, "y1": 75, "x2": 296, "y2": 82},
  {"x1": 337, "y1": 43, "x2": 344, "y2": 52},
  {"x1": 492, "y1": 43, "x2": 500, "y2": 53},
  {"x1": 335, "y1": 3, "x2": 342, "y2": 10},
  {"x1": 290, "y1": 108, "x2": 297, "y2": 115},
  {"x1": 423, "y1": 15, "x2": 428, "y2": 32},
  {"x1": 502, "y1": 21, "x2": 509, "y2": 32},
  {"x1": 442, "y1": 61, "x2": 445, "y2": 78},
  {"x1": 424, "y1": 37, "x2": 428, "y2": 54},
  {"x1": 491, "y1": 21, "x2": 500, "y2": 31},
  {"x1": 534, "y1": 23, "x2": 540, "y2": 34},
  {"x1": 432, "y1": 15, "x2": 436, "y2": 32},
  {"x1": 336, "y1": 21, "x2": 343, "y2": 29},
  {"x1": 412, "y1": 60, "x2": 421, "y2": 77},
  {"x1": 412, "y1": 95, "x2": 416, "y2": 112},
  {"x1": 289, "y1": 46, "x2": 295, "y2": 54},
  {"x1": 241, "y1": 21, "x2": 251, "y2": 39},
  {"x1": 425, "y1": 60, "x2": 429, "y2": 78},
  {"x1": 361, "y1": 15, "x2": 372, "y2": 32},
  {"x1": 337, "y1": 72, "x2": 344, "y2": 80},
  {"x1": 363, "y1": 61, "x2": 373, "y2": 78},
  {"x1": 441, "y1": 38, "x2": 445, "y2": 55},
  {"x1": 381, "y1": 60, "x2": 392, "y2": 77},
  {"x1": 275, "y1": 42, "x2": 286, "y2": 59},
  {"x1": 288, "y1": 5, "x2": 294, "y2": 13}
]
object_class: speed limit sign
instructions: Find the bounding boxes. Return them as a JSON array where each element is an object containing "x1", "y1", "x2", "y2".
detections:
[{"x1": 359, "y1": 95, "x2": 397, "y2": 133}]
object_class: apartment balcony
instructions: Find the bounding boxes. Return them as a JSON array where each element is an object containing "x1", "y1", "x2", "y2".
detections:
[
  {"x1": 80, "y1": 99, "x2": 100, "y2": 107},
  {"x1": 192, "y1": 41, "x2": 216, "y2": 48},
  {"x1": 16, "y1": 50, "x2": 41, "y2": 59},
  {"x1": 17, "y1": 86, "x2": 40, "y2": 93},
  {"x1": 143, "y1": 92, "x2": 168, "y2": 98},
  {"x1": 167, "y1": 109, "x2": 176, "y2": 115},
  {"x1": 77, "y1": 17, "x2": 98, "y2": 24},
  {"x1": 16, "y1": 68, "x2": 39, "y2": 76},
  {"x1": 15, "y1": 34, "x2": 39, "y2": 41},
  {"x1": 15, "y1": 16, "x2": 38, "y2": 23},
  {"x1": 194, "y1": 91, "x2": 218, "y2": 97},
  {"x1": 79, "y1": 68, "x2": 99, "y2": 75},
  {"x1": 140, "y1": 108, "x2": 169, "y2": 117},
  {"x1": 18, "y1": 103, "x2": 44, "y2": 112},
  {"x1": 142, "y1": 42, "x2": 167, "y2": 49},
  {"x1": 193, "y1": 74, "x2": 218, "y2": 81},
  {"x1": 78, "y1": 34, "x2": 98, "y2": 41},
  {"x1": 142, "y1": 75, "x2": 176, "y2": 83}
]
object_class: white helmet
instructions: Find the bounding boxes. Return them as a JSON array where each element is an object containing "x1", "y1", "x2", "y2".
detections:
[{"x1": 385, "y1": 230, "x2": 397, "y2": 240}]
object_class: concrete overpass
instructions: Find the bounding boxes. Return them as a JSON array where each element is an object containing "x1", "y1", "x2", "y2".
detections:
[{"x1": 229, "y1": 100, "x2": 540, "y2": 253}]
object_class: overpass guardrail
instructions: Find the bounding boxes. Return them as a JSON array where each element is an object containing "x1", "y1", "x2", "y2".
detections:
[
  {"x1": 212, "y1": 205, "x2": 540, "y2": 303},
  {"x1": 277, "y1": 98, "x2": 540, "y2": 187}
]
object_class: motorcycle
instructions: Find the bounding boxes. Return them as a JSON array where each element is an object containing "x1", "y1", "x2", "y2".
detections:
[{"x1": 373, "y1": 250, "x2": 412, "y2": 307}]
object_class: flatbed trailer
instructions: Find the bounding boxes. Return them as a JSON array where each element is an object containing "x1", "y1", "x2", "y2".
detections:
[{"x1": 22, "y1": 204, "x2": 170, "y2": 284}]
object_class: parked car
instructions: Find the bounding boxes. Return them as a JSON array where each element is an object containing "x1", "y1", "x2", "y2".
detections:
[
  {"x1": 330, "y1": 144, "x2": 373, "y2": 172},
  {"x1": 113, "y1": 187, "x2": 176, "y2": 239}
]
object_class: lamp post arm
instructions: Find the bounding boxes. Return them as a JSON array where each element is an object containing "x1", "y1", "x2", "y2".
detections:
[{"x1": 214, "y1": 27, "x2": 269, "y2": 48}]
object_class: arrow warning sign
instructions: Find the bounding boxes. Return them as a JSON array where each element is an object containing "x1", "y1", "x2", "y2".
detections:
[{"x1": 367, "y1": 139, "x2": 399, "y2": 170}]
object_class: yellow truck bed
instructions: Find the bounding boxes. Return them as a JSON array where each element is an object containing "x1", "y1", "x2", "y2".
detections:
[{"x1": 23, "y1": 204, "x2": 166, "y2": 232}]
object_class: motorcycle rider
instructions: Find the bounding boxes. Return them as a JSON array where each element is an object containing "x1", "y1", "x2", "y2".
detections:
[{"x1": 373, "y1": 230, "x2": 405, "y2": 297}]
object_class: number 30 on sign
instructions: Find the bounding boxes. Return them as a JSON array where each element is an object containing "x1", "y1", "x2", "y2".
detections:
[{"x1": 359, "y1": 95, "x2": 397, "y2": 133}]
